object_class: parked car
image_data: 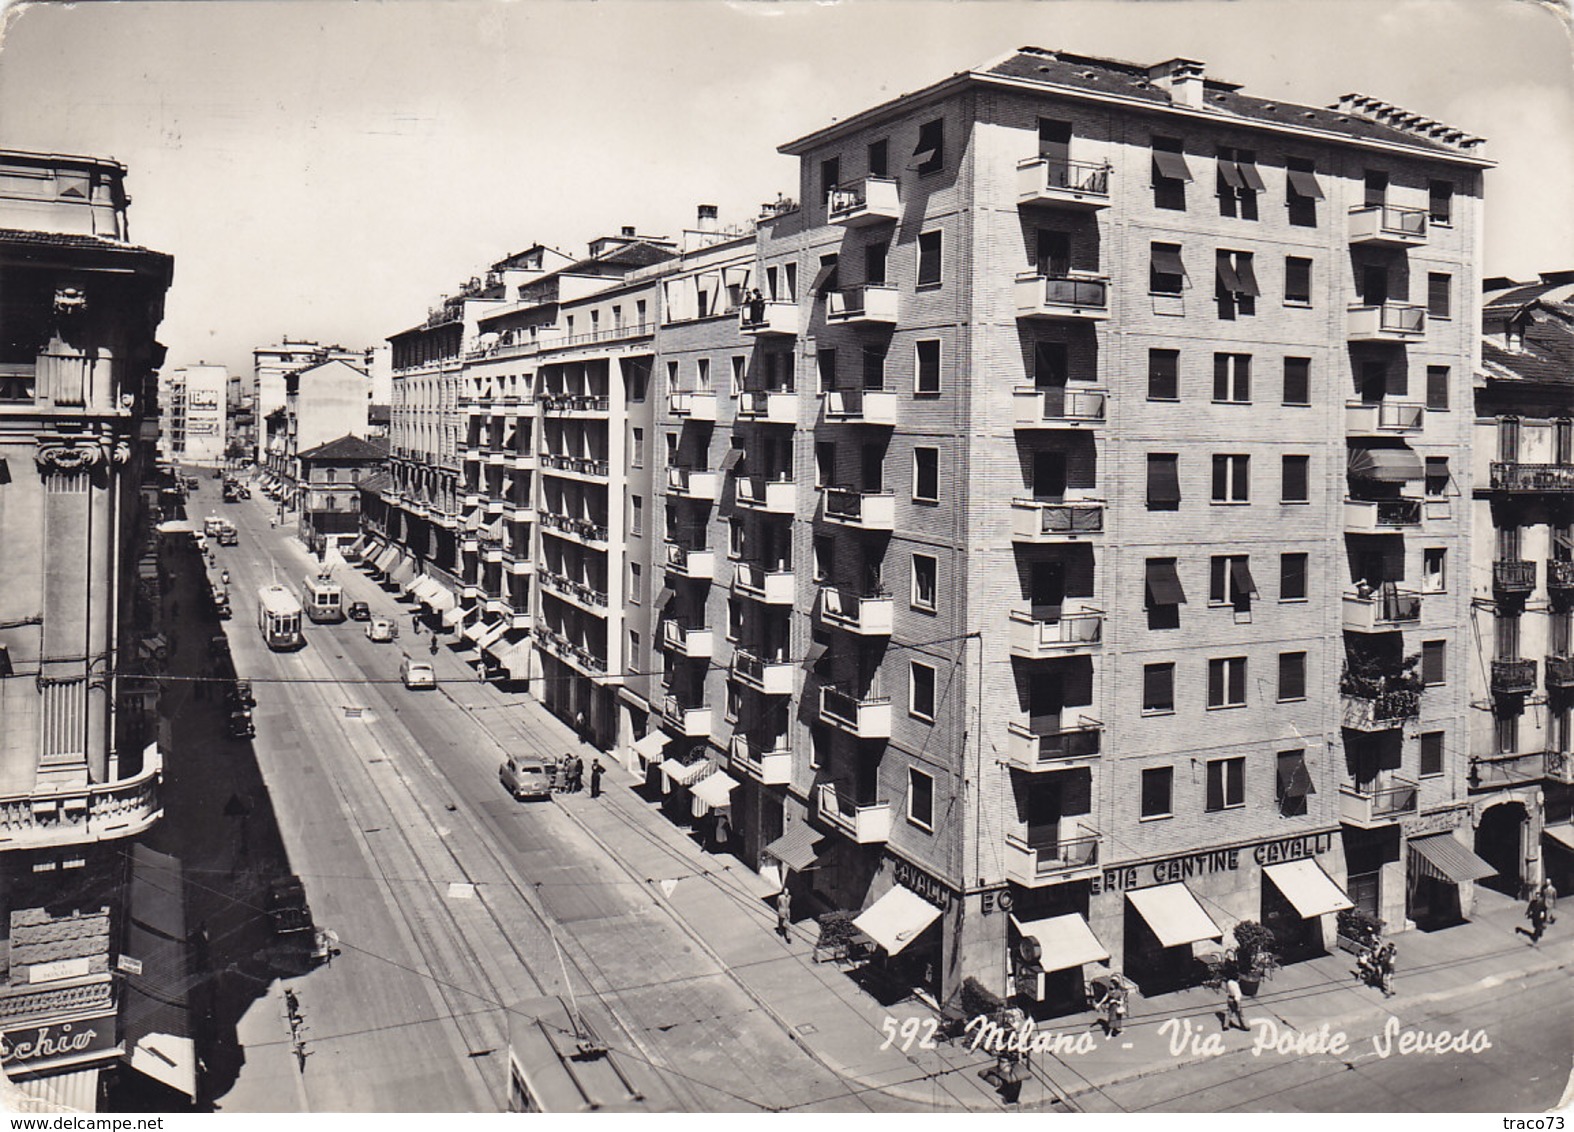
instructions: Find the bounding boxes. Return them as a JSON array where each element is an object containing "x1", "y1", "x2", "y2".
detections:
[
  {"x1": 400, "y1": 656, "x2": 436, "y2": 689},
  {"x1": 366, "y1": 617, "x2": 397, "y2": 643},
  {"x1": 208, "y1": 635, "x2": 231, "y2": 661},
  {"x1": 226, "y1": 679, "x2": 255, "y2": 710},
  {"x1": 347, "y1": 600, "x2": 371, "y2": 621},
  {"x1": 499, "y1": 756, "x2": 553, "y2": 801},
  {"x1": 226, "y1": 710, "x2": 255, "y2": 740},
  {"x1": 266, "y1": 877, "x2": 312, "y2": 935}
]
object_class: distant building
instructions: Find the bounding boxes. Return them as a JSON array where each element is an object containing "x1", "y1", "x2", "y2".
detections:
[
  {"x1": 261, "y1": 357, "x2": 371, "y2": 511},
  {"x1": 251, "y1": 339, "x2": 373, "y2": 464},
  {"x1": 296, "y1": 433, "x2": 388, "y2": 556},
  {"x1": 159, "y1": 363, "x2": 227, "y2": 465}
]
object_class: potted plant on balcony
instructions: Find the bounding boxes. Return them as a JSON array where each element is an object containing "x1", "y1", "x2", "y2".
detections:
[
  {"x1": 1229, "y1": 920, "x2": 1280, "y2": 994},
  {"x1": 1341, "y1": 648, "x2": 1423, "y2": 721},
  {"x1": 1336, "y1": 907, "x2": 1385, "y2": 954}
]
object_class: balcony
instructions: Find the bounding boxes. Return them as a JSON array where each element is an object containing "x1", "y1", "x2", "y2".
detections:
[
  {"x1": 1471, "y1": 751, "x2": 1557, "y2": 792},
  {"x1": 538, "y1": 392, "x2": 610, "y2": 416},
  {"x1": 734, "y1": 560, "x2": 795, "y2": 605},
  {"x1": 819, "y1": 586, "x2": 895, "y2": 635},
  {"x1": 1013, "y1": 386, "x2": 1106, "y2": 428},
  {"x1": 1549, "y1": 560, "x2": 1574, "y2": 591},
  {"x1": 1489, "y1": 463, "x2": 1574, "y2": 494},
  {"x1": 1345, "y1": 400, "x2": 1425, "y2": 435},
  {"x1": 664, "y1": 542, "x2": 716, "y2": 581},
  {"x1": 0, "y1": 746, "x2": 162, "y2": 850},
  {"x1": 731, "y1": 648, "x2": 794, "y2": 695},
  {"x1": 1491, "y1": 658, "x2": 1537, "y2": 696},
  {"x1": 1004, "y1": 720, "x2": 1102, "y2": 771},
  {"x1": 1341, "y1": 589, "x2": 1421, "y2": 633},
  {"x1": 734, "y1": 475, "x2": 796, "y2": 514},
  {"x1": 666, "y1": 465, "x2": 720, "y2": 502},
  {"x1": 1007, "y1": 609, "x2": 1104, "y2": 658},
  {"x1": 1547, "y1": 654, "x2": 1574, "y2": 690},
  {"x1": 1347, "y1": 203, "x2": 1428, "y2": 247},
  {"x1": 738, "y1": 389, "x2": 797, "y2": 424},
  {"x1": 1003, "y1": 830, "x2": 1101, "y2": 887},
  {"x1": 1347, "y1": 302, "x2": 1426, "y2": 343},
  {"x1": 669, "y1": 390, "x2": 719, "y2": 421},
  {"x1": 826, "y1": 285, "x2": 899, "y2": 327},
  {"x1": 662, "y1": 695, "x2": 712, "y2": 738},
  {"x1": 1340, "y1": 689, "x2": 1420, "y2": 732},
  {"x1": 1343, "y1": 497, "x2": 1422, "y2": 533},
  {"x1": 1010, "y1": 499, "x2": 1104, "y2": 542},
  {"x1": 819, "y1": 685, "x2": 893, "y2": 740},
  {"x1": 1493, "y1": 560, "x2": 1537, "y2": 594},
  {"x1": 1016, "y1": 157, "x2": 1112, "y2": 210},
  {"x1": 739, "y1": 301, "x2": 800, "y2": 338},
  {"x1": 822, "y1": 488, "x2": 896, "y2": 531},
  {"x1": 1015, "y1": 273, "x2": 1109, "y2": 320},
  {"x1": 815, "y1": 782, "x2": 892, "y2": 844},
  {"x1": 661, "y1": 619, "x2": 714, "y2": 659},
  {"x1": 827, "y1": 176, "x2": 901, "y2": 227},
  {"x1": 825, "y1": 388, "x2": 898, "y2": 426},
  {"x1": 730, "y1": 735, "x2": 792, "y2": 786},
  {"x1": 537, "y1": 512, "x2": 609, "y2": 547},
  {"x1": 1548, "y1": 751, "x2": 1574, "y2": 786},
  {"x1": 1338, "y1": 778, "x2": 1419, "y2": 828}
]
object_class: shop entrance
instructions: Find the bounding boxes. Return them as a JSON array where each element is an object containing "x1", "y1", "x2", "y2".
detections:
[
  {"x1": 1261, "y1": 881, "x2": 1319, "y2": 961},
  {"x1": 1474, "y1": 801, "x2": 1529, "y2": 897},
  {"x1": 1122, "y1": 902, "x2": 1193, "y2": 993}
]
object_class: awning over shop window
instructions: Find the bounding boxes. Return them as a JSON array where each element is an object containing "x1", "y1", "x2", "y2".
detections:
[
  {"x1": 691, "y1": 771, "x2": 740, "y2": 809},
  {"x1": 763, "y1": 823, "x2": 824, "y2": 872},
  {"x1": 462, "y1": 617, "x2": 489, "y2": 643},
  {"x1": 408, "y1": 575, "x2": 436, "y2": 601},
  {"x1": 441, "y1": 602, "x2": 468, "y2": 627},
  {"x1": 1409, "y1": 833, "x2": 1496, "y2": 884},
  {"x1": 1011, "y1": 913, "x2": 1109, "y2": 973},
  {"x1": 660, "y1": 758, "x2": 712, "y2": 787},
  {"x1": 388, "y1": 556, "x2": 417, "y2": 588},
  {"x1": 1347, "y1": 447, "x2": 1424, "y2": 482},
  {"x1": 373, "y1": 545, "x2": 401, "y2": 574},
  {"x1": 491, "y1": 638, "x2": 532, "y2": 680},
  {"x1": 425, "y1": 585, "x2": 458, "y2": 615},
  {"x1": 1263, "y1": 860, "x2": 1352, "y2": 919},
  {"x1": 121, "y1": 845, "x2": 197, "y2": 1099},
  {"x1": 1126, "y1": 883, "x2": 1222, "y2": 948},
  {"x1": 343, "y1": 534, "x2": 369, "y2": 560},
  {"x1": 5, "y1": 1068, "x2": 102, "y2": 1114},
  {"x1": 1145, "y1": 559, "x2": 1185, "y2": 605},
  {"x1": 853, "y1": 886, "x2": 943, "y2": 956},
  {"x1": 631, "y1": 731, "x2": 668, "y2": 764},
  {"x1": 1543, "y1": 824, "x2": 1574, "y2": 853},
  {"x1": 475, "y1": 621, "x2": 510, "y2": 651}
]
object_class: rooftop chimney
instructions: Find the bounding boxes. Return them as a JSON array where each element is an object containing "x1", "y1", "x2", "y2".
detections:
[
  {"x1": 1149, "y1": 58, "x2": 1206, "y2": 109},
  {"x1": 621, "y1": 225, "x2": 635, "y2": 237},
  {"x1": 697, "y1": 204, "x2": 719, "y2": 232}
]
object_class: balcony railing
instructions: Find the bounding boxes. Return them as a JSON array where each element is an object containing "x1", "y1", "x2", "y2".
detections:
[
  {"x1": 1348, "y1": 203, "x2": 1428, "y2": 246},
  {"x1": 666, "y1": 465, "x2": 720, "y2": 501},
  {"x1": 816, "y1": 782, "x2": 892, "y2": 843},
  {"x1": 1341, "y1": 589, "x2": 1421, "y2": 632},
  {"x1": 1015, "y1": 273, "x2": 1110, "y2": 319},
  {"x1": 825, "y1": 388, "x2": 898, "y2": 426},
  {"x1": 1493, "y1": 560, "x2": 1537, "y2": 593},
  {"x1": 734, "y1": 476, "x2": 796, "y2": 514},
  {"x1": 1343, "y1": 497, "x2": 1422, "y2": 532},
  {"x1": 1471, "y1": 751, "x2": 1557, "y2": 792},
  {"x1": 1347, "y1": 302, "x2": 1426, "y2": 341},
  {"x1": 1003, "y1": 831, "x2": 1101, "y2": 886},
  {"x1": 823, "y1": 488, "x2": 896, "y2": 530},
  {"x1": 1010, "y1": 499, "x2": 1104, "y2": 540},
  {"x1": 1005, "y1": 720, "x2": 1102, "y2": 770},
  {"x1": 1340, "y1": 689, "x2": 1420, "y2": 731},
  {"x1": 1489, "y1": 463, "x2": 1574, "y2": 494},
  {"x1": 826, "y1": 176, "x2": 901, "y2": 226},
  {"x1": 730, "y1": 735, "x2": 792, "y2": 785},
  {"x1": 819, "y1": 586, "x2": 895, "y2": 635},
  {"x1": 669, "y1": 389, "x2": 719, "y2": 421},
  {"x1": 738, "y1": 389, "x2": 797, "y2": 424},
  {"x1": 1549, "y1": 560, "x2": 1574, "y2": 590},
  {"x1": 733, "y1": 560, "x2": 795, "y2": 604},
  {"x1": 661, "y1": 619, "x2": 714, "y2": 659},
  {"x1": 1338, "y1": 778, "x2": 1419, "y2": 827},
  {"x1": 731, "y1": 648, "x2": 794, "y2": 695},
  {"x1": 1007, "y1": 609, "x2": 1104, "y2": 657},
  {"x1": 661, "y1": 695, "x2": 712, "y2": 737},
  {"x1": 1344, "y1": 400, "x2": 1425, "y2": 434},
  {"x1": 0, "y1": 746, "x2": 163, "y2": 850},
  {"x1": 819, "y1": 685, "x2": 892, "y2": 739},
  {"x1": 1547, "y1": 654, "x2": 1574, "y2": 689},
  {"x1": 1016, "y1": 158, "x2": 1111, "y2": 208},
  {"x1": 1012, "y1": 386, "x2": 1106, "y2": 428},
  {"x1": 664, "y1": 542, "x2": 716, "y2": 580},
  {"x1": 739, "y1": 301, "x2": 800, "y2": 338},
  {"x1": 826, "y1": 285, "x2": 899, "y2": 326},
  {"x1": 1491, "y1": 658, "x2": 1538, "y2": 696}
]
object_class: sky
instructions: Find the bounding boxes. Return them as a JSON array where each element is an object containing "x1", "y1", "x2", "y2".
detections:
[{"x1": 0, "y1": 0, "x2": 1570, "y2": 378}]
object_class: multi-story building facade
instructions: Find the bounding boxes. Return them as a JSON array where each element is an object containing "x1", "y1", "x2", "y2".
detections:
[
  {"x1": 296, "y1": 434, "x2": 388, "y2": 556},
  {"x1": 251, "y1": 339, "x2": 371, "y2": 464},
  {"x1": 1470, "y1": 272, "x2": 1574, "y2": 899},
  {"x1": 0, "y1": 150, "x2": 175, "y2": 1105},
  {"x1": 158, "y1": 363, "x2": 227, "y2": 466},
  {"x1": 261, "y1": 358, "x2": 371, "y2": 511}
]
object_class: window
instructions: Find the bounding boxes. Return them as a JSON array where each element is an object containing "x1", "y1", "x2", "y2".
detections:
[
  {"x1": 1429, "y1": 179, "x2": 1453, "y2": 225},
  {"x1": 912, "y1": 447, "x2": 939, "y2": 503},
  {"x1": 1215, "y1": 251, "x2": 1258, "y2": 318},
  {"x1": 727, "y1": 596, "x2": 743, "y2": 641},
  {"x1": 861, "y1": 344, "x2": 886, "y2": 390},
  {"x1": 1207, "y1": 657, "x2": 1248, "y2": 709},
  {"x1": 731, "y1": 356, "x2": 745, "y2": 397},
  {"x1": 1276, "y1": 552, "x2": 1308, "y2": 602},
  {"x1": 1213, "y1": 354, "x2": 1251, "y2": 402},
  {"x1": 1419, "y1": 731, "x2": 1444, "y2": 777},
  {"x1": 1151, "y1": 136, "x2": 1190, "y2": 210},
  {"x1": 813, "y1": 536, "x2": 834, "y2": 583},
  {"x1": 1283, "y1": 357, "x2": 1311, "y2": 406},
  {"x1": 1276, "y1": 750, "x2": 1312, "y2": 816},
  {"x1": 631, "y1": 427, "x2": 644, "y2": 467},
  {"x1": 909, "y1": 661, "x2": 936, "y2": 721},
  {"x1": 1423, "y1": 547, "x2": 1447, "y2": 593},
  {"x1": 629, "y1": 495, "x2": 643, "y2": 536},
  {"x1": 1282, "y1": 455, "x2": 1310, "y2": 503},
  {"x1": 1147, "y1": 454, "x2": 1181, "y2": 510},
  {"x1": 1364, "y1": 170, "x2": 1388, "y2": 208},
  {"x1": 1140, "y1": 767, "x2": 1174, "y2": 819},
  {"x1": 1285, "y1": 157, "x2": 1322, "y2": 227},
  {"x1": 817, "y1": 348, "x2": 836, "y2": 394},
  {"x1": 815, "y1": 254, "x2": 839, "y2": 298},
  {"x1": 1421, "y1": 639, "x2": 1446, "y2": 686},
  {"x1": 628, "y1": 629, "x2": 641, "y2": 673},
  {"x1": 914, "y1": 340, "x2": 941, "y2": 395},
  {"x1": 696, "y1": 358, "x2": 710, "y2": 392},
  {"x1": 1216, "y1": 145, "x2": 1262, "y2": 219},
  {"x1": 1425, "y1": 456, "x2": 1451, "y2": 499},
  {"x1": 1284, "y1": 256, "x2": 1312, "y2": 304},
  {"x1": 911, "y1": 119, "x2": 944, "y2": 175},
  {"x1": 917, "y1": 231, "x2": 942, "y2": 287},
  {"x1": 1209, "y1": 555, "x2": 1256, "y2": 608},
  {"x1": 815, "y1": 441, "x2": 835, "y2": 488},
  {"x1": 821, "y1": 156, "x2": 841, "y2": 201},
  {"x1": 1148, "y1": 349, "x2": 1180, "y2": 401},
  {"x1": 1278, "y1": 652, "x2": 1307, "y2": 702},
  {"x1": 1205, "y1": 756, "x2": 1245, "y2": 811},
  {"x1": 1150, "y1": 243, "x2": 1185, "y2": 295},
  {"x1": 868, "y1": 138, "x2": 889, "y2": 178},
  {"x1": 810, "y1": 726, "x2": 828, "y2": 770},
  {"x1": 911, "y1": 553, "x2": 937, "y2": 611},
  {"x1": 1427, "y1": 273, "x2": 1452, "y2": 319},
  {"x1": 1143, "y1": 663, "x2": 1175, "y2": 714},
  {"x1": 864, "y1": 240, "x2": 888, "y2": 286},
  {"x1": 725, "y1": 684, "x2": 742, "y2": 723},
  {"x1": 628, "y1": 364, "x2": 648, "y2": 402},
  {"x1": 1495, "y1": 710, "x2": 1519, "y2": 755},
  {"x1": 908, "y1": 767, "x2": 934, "y2": 829},
  {"x1": 629, "y1": 562, "x2": 643, "y2": 604},
  {"x1": 1211, "y1": 454, "x2": 1250, "y2": 503},
  {"x1": 1426, "y1": 365, "x2": 1450, "y2": 411}
]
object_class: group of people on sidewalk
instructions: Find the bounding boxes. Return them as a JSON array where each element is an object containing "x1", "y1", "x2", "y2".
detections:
[{"x1": 547, "y1": 750, "x2": 605, "y2": 797}]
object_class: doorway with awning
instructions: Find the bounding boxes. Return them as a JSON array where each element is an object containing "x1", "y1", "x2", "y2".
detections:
[
  {"x1": 1123, "y1": 883, "x2": 1223, "y2": 992},
  {"x1": 1260, "y1": 858, "x2": 1353, "y2": 960}
]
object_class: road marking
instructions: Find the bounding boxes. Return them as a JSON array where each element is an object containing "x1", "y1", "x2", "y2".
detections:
[{"x1": 447, "y1": 882, "x2": 476, "y2": 899}]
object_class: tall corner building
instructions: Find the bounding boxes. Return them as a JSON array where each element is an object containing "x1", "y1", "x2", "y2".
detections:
[{"x1": 678, "y1": 47, "x2": 1490, "y2": 1006}]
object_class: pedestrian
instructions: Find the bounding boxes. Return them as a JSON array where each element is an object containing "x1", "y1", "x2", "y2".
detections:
[
  {"x1": 1223, "y1": 974, "x2": 1247, "y2": 1031},
  {"x1": 1098, "y1": 983, "x2": 1126, "y2": 1038},
  {"x1": 1377, "y1": 941, "x2": 1397, "y2": 997},
  {"x1": 1542, "y1": 877, "x2": 1558, "y2": 923},
  {"x1": 570, "y1": 753, "x2": 584, "y2": 793},
  {"x1": 428, "y1": 632, "x2": 439, "y2": 657},
  {"x1": 1526, "y1": 893, "x2": 1549, "y2": 943},
  {"x1": 574, "y1": 709, "x2": 587, "y2": 743},
  {"x1": 589, "y1": 759, "x2": 604, "y2": 798},
  {"x1": 412, "y1": 613, "x2": 421, "y2": 635},
  {"x1": 776, "y1": 887, "x2": 792, "y2": 939},
  {"x1": 714, "y1": 810, "x2": 731, "y2": 849}
]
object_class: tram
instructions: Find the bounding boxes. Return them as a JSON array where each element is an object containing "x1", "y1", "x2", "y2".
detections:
[
  {"x1": 257, "y1": 583, "x2": 304, "y2": 650},
  {"x1": 505, "y1": 996, "x2": 653, "y2": 1113},
  {"x1": 301, "y1": 572, "x2": 345, "y2": 623}
]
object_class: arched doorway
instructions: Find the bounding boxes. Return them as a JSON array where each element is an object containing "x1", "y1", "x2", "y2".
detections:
[{"x1": 1474, "y1": 801, "x2": 1529, "y2": 897}]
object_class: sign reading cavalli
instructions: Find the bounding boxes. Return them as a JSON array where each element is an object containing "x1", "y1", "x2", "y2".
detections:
[{"x1": 1090, "y1": 833, "x2": 1336, "y2": 895}]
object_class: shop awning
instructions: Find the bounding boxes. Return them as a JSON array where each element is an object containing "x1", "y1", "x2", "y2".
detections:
[
  {"x1": 1145, "y1": 559, "x2": 1185, "y2": 605},
  {"x1": 1409, "y1": 833, "x2": 1496, "y2": 884},
  {"x1": 1263, "y1": 860, "x2": 1352, "y2": 919},
  {"x1": 5, "y1": 1068, "x2": 101, "y2": 1114},
  {"x1": 1126, "y1": 883, "x2": 1222, "y2": 948},
  {"x1": 1543, "y1": 824, "x2": 1574, "y2": 853},
  {"x1": 372, "y1": 544, "x2": 401, "y2": 573},
  {"x1": 853, "y1": 886, "x2": 943, "y2": 957},
  {"x1": 491, "y1": 638, "x2": 532, "y2": 680},
  {"x1": 441, "y1": 601, "x2": 468, "y2": 626},
  {"x1": 763, "y1": 823, "x2": 824, "y2": 872},
  {"x1": 387, "y1": 556, "x2": 417, "y2": 588},
  {"x1": 1012, "y1": 913, "x2": 1109, "y2": 973},
  {"x1": 660, "y1": 758, "x2": 712, "y2": 787},
  {"x1": 631, "y1": 731, "x2": 668, "y2": 763},
  {"x1": 406, "y1": 574, "x2": 434, "y2": 600},
  {"x1": 121, "y1": 845, "x2": 197, "y2": 1098},
  {"x1": 156, "y1": 519, "x2": 200, "y2": 535},
  {"x1": 343, "y1": 534, "x2": 369, "y2": 560},
  {"x1": 462, "y1": 617, "x2": 488, "y2": 643},
  {"x1": 691, "y1": 771, "x2": 740, "y2": 809},
  {"x1": 1347, "y1": 447, "x2": 1424, "y2": 482},
  {"x1": 425, "y1": 585, "x2": 458, "y2": 615}
]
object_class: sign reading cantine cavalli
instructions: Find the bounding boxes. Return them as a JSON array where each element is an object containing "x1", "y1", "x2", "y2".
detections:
[
  {"x1": 0, "y1": 1010, "x2": 119, "y2": 1069},
  {"x1": 1089, "y1": 832, "x2": 1336, "y2": 896}
]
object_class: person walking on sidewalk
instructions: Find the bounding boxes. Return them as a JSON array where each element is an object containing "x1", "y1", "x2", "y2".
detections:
[
  {"x1": 775, "y1": 888, "x2": 792, "y2": 940},
  {"x1": 574, "y1": 709, "x2": 587, "y2": 744},
  {"x1": 1098, "y1": 983, "x2": 1127, "y2": 1038},
  {"x1": 589, "y1": 759, "x2": 604, "y2": 798},
  {"x1": 1376, "y1": 940, "x2": 1397, "y2": 997},
  {"x1": 1541, "y1": 877, "x2": 1558, "y2": 924},
  {"x1": 1523, "y1": 892, "x2": 1550, "y2": 944},
  {"x1": 1223, "y1": 974, "x2": 1247, "y2": 1031},
  {"x1": 566, "y1": 753, "x2": 584, "y2": 793}
]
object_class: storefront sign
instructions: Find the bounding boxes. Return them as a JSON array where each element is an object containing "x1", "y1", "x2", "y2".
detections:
[
  {"x1": 1090, "y1": 832, "x2": 1336, "y2": 895},
  {"x1": 1401, "y1": 806, "x2": 1469, "y2": 838},
  {"x1": 0, "y1": 1012, "x2": 118, "y2": 1069},
  {"x1": 889, "y1": 856, "x2": 952, "y2": 910}
]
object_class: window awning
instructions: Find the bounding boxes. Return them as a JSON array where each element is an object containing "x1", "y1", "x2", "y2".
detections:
[
  {"x1": 1348, "y1": 447, "x2": 1424, "y2": 482},
  {"x1": 1544, "y1": 824, "x2": 1574, "y2": 853},
  {"x1": 723, "y1": 265, "x2": 752, "y2": 289},
  {"x1": 1146, "y1": 559, "x2": 1186, "y2": 605},
  {"x1": 1218, "y1": 157, "x2": 1245, "y2": 189},
  {"x1": 660, "y1": 758, "x2": 712, "y2": 787},
  {"x1": 720, "y1": 448, "x2": 746, "y2": 472},
  {"x1": 1287, "y1": 167, "x2": 1324, "y2": 200},
  {"x1": 475, "y1": 621, "x2": 510, "y2": 651},
  {"x1": 810, "y1": 260, "x2": 839, "y2": 294},
  {"x1": 1230, "y1": 558, "x2": 1258, "y2": 596},
  {"x1": 462, "y1": 510, "x2": 482, "y2": 532},
  {"x1": 1409, "y1": 833, "x2": 1496, "y2": 884},
  {"x1": 441, "y1": 602, "x2": 469, "y2": 626},
  {"x1": 122, "y1": 845, "x2": 197, "y2": 1098},
  {"x1": 853, "y1": 885, "x2": 943, "y2": 956},
  {"x1": 425, "y1": 584, "x2": 458, "y2": 615},
  {"x1": 1011, "y1": 913, "x2": 1109, "y2": 973},
  {"x1": 906, "y1": 147, "x2": 938, "y2": 172},
  {"x1": 652, "y1": 585, "x2": 675, "y2": 612},
  {"x1": 1151, "y1": 246, "x2": 1186, "y2": 276},
  {"x1": 1216, "y1": 256, "x2": 1242, "y2": 294},
  {"x1": 1152, "y1": 148, "x2": 1193, "y2": 182},
  {"x1": 691, "y1": 770, "x2": 740, "y2": 809},
  {"x1": 387, "y1": 555, "x2": 417, "y2": 588},
  {"x1": 1126, "y1": 883, "x2": 1222, "y2": 948},
  {"x1": 491, "y1": 638, "x2": 532, "y2": 680},
  {"x1": 1237, "y1": 161, "x2": 1266, "y2": 192},
  {"x1": 1263, "y1": 860, "x2": 1352, "y2": 919},
  {"x1": 802, "y1": 639, "x2": 830, "y2": 670},
  {"x1": 631, "y1": 731, "x2": 668, "y2": 763},
  {"x1": 1277, "y1": 751, "x2": 1316, "y2": 799},
  {"x1": 763, "y1": 823, "x2": 825, "y2": 872},
  {"x1": 1234, "y1": 256, "x2": 1260, "y2": 297}
]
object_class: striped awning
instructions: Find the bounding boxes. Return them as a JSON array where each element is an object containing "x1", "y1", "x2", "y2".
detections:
[
  {"x1": 1409, "y1": 834, "x2": 1496, "y2": 884},
  {"x1": 475, "y1": 621, "x2": 510, "y2": 652},
  {"x1": 660, "y1": 758, "x2": 712, "y2": 787},
  {"x1": 1348, "y1": 447, "x2": 1423, "y2": 482},
  {"x1": 763, "y1": 823, "x2": 824, "y2": 872}
]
